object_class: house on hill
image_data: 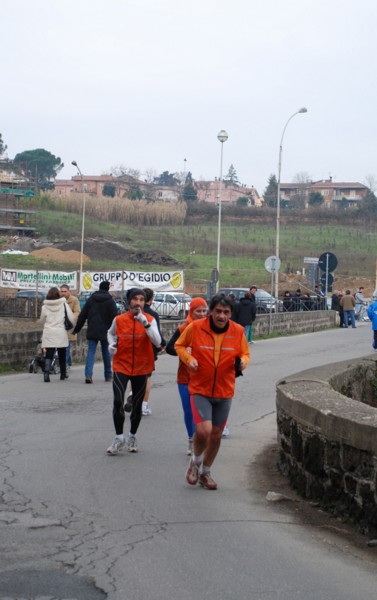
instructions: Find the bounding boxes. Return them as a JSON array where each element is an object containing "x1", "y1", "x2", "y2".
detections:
[
  {"x1": 196, "y1": 180, "x2": 262, "y2": 206},
  {"x1": 280, "y1": 178, "x2": 368, "y2": 208}
]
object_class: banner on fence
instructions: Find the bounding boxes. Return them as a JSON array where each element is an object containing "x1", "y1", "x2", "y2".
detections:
[
  {"x1": 0, "y1": 269, "x2": 77, "y2": 290},
  {"x1": 80, "y1": 270, "x2": 184, "y2": 292}
]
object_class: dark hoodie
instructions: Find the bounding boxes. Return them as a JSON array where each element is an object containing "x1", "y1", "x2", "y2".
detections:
[
  {"x1": 232, "y1": 296, "x2": 256, "y2": 326},
  {"x1": 73, "y1": 290, "x2": 118, "y2": 341}
]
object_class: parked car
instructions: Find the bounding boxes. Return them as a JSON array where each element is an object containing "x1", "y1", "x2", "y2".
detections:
[
  {"x1": 151, "y1": 292, "x2": 191, "y2": 319},
  {"x1": 218, "y1": 287, "x2": 283, "y2": 313},
  {"x1": 16, "y1": 290, "x2": 47, "y2": 301}
]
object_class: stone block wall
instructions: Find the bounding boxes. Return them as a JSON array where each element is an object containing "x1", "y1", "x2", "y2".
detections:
[{"x1": 276, "y1": 357, "x2": 377, "y2": 535}]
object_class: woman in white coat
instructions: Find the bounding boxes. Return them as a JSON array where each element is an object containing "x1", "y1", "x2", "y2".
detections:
[{"x1": 39, "y1": 286, "x2": 75, "y2": 382}]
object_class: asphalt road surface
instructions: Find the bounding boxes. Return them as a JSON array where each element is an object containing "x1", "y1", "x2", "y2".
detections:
[{"x1": 1, "y1": 322, "x2": 377, "y2": 600}]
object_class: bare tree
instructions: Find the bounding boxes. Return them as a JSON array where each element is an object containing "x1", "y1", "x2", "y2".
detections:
[
  {"x1": 143, "y1": 168, "x2": 158, "y2": 183},
  {"x1": 364, "y1": 174, "x2": 377, "y2": 193},
  {"x1": 108, "y1": 164, "x2": 141, "y2": 179}
]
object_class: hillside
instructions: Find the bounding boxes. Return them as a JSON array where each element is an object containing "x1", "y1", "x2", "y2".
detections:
[{"x1": 1, "y1": 199, "x2": 376, "y2": 295}]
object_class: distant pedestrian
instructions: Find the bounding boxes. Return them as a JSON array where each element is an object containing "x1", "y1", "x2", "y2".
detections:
[
  {"x1": 72, "y1": 281, "x2": 118, "y2": 383},
  {"x1": 283, "y1": 291, "x2": 293, "y2": 312},
  {"x1": 232, "y1": 291, "x2": 256, "y2": 343},
  {"x1": 60, "y1": 284, "x2": 80, "y2": 370},
  {"x1": 39, "y1": 286, "x2": 75, "y2": 382},
  {"x1": 355, "y1": 287, "x2": 366, "y2": 321},
  {"x1": 340, "y1": 290, "x2": 356, "y2": 328},
  {"x1": 367, "y1": 292, "x2": 377, "y2": 349}
]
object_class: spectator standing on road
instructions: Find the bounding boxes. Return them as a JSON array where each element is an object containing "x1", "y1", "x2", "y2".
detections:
[
  {"x1": 355, "y1": 287, "x2": 366, "y2": 321},
  {"x1": 340, "y1": 289, "x2": 356, "y2": 328},
  {"x1": 72, "y1": 281, "x2": 118, "y2": 383},
  {"x1": 232, "y1": 291, "x2": 256, "y2": 343},
  {"x1": 331, "y1": 291, "x2": 344, "y2": 327},
  {"x1": 106, "y1": 288, "x2": 161, "y2": 455},
  {"x1": 140, "y1": 287, "x2": 166, "y2": 416},
  {"x1": 166, "y1": 297, "x2": 208, "y2": 456},
  {"x1": 175, "y1": 293, "x2": 250, "y2": 490},
  {"x1": 39, "y1": 286, "x2": 75, "y2": 382},
  {"x1": 60, "y1": 284, "x2": 80, "y2": 371},
  {"x1": 367, "y1": 292, "x2": 377, "y2": 349}
]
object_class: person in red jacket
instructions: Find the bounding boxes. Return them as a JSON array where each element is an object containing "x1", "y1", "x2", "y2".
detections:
[
  {"x1": 106, "y1": 288, "x2": 161, "y2": 455},
  {"x1": 175, "y1": 293, "x2": 250, "y2": 490}
]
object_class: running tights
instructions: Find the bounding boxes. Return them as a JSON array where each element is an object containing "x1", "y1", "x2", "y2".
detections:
[{"x1": 112, "y1": 372, "x2": 148, "y2": 436}]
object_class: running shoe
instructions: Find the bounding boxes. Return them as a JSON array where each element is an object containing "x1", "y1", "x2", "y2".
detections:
[
  {"x1": 127, "y1": 434, "x2": 138, "y2": 453},
  {"x1": 142, "y1": 402, "x2": 152, "y2": 416},
  {"x1": 106, "y1": 437, "x2": 126, "y2": 455},
  {"x1": 222, "y1": 426, "x2": 230, "y2": 437},
  {"x1": 185, "y1": 459, "x2": 200, "y2": 485},
  {"x1": 124, "y1": 392, "x2": 133, "y2": 413},
  {"x1": 199, "y1": 472, "x2": 218, "y2": 490}
]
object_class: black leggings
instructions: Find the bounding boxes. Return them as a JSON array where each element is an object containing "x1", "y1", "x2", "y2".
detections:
[
  {"x1": 112, "y1": 372, "x2": 148, "y2": 436},
  {"x1": 45, "y1": 347, "x2": 66, "y2": 375}
]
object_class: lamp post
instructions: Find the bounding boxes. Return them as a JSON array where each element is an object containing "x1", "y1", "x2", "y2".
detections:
[
  {"x1": 274, "y1": 107, "x2": 307, "y2": 298},
  {"x1": 71, "y1": 160, "x2": 86, "y2": 292},
  {"x1": 216, "y1": 130, "x2": 228, "y2": 289}
]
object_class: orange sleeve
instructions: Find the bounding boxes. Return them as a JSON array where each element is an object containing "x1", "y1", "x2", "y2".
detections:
[
  {"x1": 174, "y1": 322, "x2": 195, "y2": 366},
  {"x1": 240, "y1": 333, "x2": 250, "y2": 367}
]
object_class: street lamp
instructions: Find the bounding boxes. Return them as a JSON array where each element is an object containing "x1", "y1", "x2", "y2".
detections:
[
  {"x1": 71, "y1": 160, "x2": 86, "y2": 292},
  {"x1": 274, "y1": 108, "x2": 307, "y2": 298},
  {"x1": 216, "y1": 130, "x2": 228, "y2": 288}
]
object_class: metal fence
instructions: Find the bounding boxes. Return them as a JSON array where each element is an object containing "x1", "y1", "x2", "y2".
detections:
[{"x1": 0, "y1": 297, "x2": 44, "y2": 319}]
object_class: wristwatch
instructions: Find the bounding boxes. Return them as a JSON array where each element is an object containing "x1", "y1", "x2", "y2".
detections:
[{"x1": 144, "y1": 323, "x2": 151, "y2": 329}]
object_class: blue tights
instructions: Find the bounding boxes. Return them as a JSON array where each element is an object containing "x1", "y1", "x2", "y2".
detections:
[{"x1": 178, "y1": 383, "x2": 194, "y2": 439}]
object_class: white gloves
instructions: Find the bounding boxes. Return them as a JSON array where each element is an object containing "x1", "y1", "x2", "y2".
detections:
[
  {"x1": 109, "y1": 343, "x2": 117, "y2": 356},
  {"x1": 134, "y1": 311, "x2": 149, "y2": 327}
]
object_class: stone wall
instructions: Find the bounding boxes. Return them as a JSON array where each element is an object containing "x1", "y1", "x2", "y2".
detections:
[
  {"x1": 276, "y1": 357, "x2": 377, "y2": 535},
  {"x1": 0, "y1": 312, "x2": 335, "y2": 368}
]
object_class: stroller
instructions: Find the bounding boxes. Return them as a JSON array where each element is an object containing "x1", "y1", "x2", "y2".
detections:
[{"x1": 28, "y1": 340, "x2": 60, "y2": 375}]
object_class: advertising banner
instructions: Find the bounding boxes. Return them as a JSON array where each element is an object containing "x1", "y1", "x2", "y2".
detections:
[
  {"x1": 80, "y1": 270, "x2": 184, "y2": 292},
  {"x1": 0, "y1": 269, "x2": 77, "y2": 290}
]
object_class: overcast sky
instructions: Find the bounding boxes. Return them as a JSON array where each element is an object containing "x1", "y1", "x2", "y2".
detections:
[{"x1": 2, "y1": 0, "x2": 377, "y2": 193}]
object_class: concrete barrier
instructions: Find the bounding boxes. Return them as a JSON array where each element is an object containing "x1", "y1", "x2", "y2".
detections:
[{"x1": 276, "y1": 356, "x2": 377, "y2": 535}]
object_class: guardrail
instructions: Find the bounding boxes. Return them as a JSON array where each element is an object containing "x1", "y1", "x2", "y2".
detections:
[{"x1": 0, "y1": 297, "x2": 44, "y2": 319}]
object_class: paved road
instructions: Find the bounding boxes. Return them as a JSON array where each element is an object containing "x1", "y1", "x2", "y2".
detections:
[{"x1": 1, "y1": 322, "x2": 377, "y2": 599}]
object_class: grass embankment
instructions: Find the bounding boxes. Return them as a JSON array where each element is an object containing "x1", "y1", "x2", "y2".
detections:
[{"x1": 2, "y1": 195, "x2": 377, "y2": 290}]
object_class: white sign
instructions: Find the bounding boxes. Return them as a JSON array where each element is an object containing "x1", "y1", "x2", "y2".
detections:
[
  {"x1": 264, "y1": 256, "x2": 281, "y2": 274},
  {"x1": 80, "y1": 270, "x2": 184, "y2": 292},
  {"x1": 304, "y1": 257, "x2": 319, "y2": 264},
  {"x1": 1, "y1": 269, "x2": 77, "y2": 290}
]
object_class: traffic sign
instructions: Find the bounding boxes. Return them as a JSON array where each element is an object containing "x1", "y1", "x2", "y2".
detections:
[
  {"x1": 320, "y1": 273, "x2": 334, "y2": 287},
  {"x1": 318, "y1": 252, "x2": 338, "y2": 272},
  {"x1": 264, "y1": 256, "x2": 281, "y2": 274}
]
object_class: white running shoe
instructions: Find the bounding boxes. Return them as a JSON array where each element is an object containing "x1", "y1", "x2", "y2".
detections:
[
  {"x1": 222, "y1": 426, "x2": 230, "y2": 438},
  {"x1": 107, "y1": 436, "x2": 126, "y2": 455},
  {"x1": 142, "y1": 402, "x2": 152, "y2": 416},
  {"x1": 127, "y1": 434, "x2": 138, "y2": 453}
]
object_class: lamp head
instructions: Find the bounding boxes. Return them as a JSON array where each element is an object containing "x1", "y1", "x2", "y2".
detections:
[
  {"x1": 71, "y1": 160, "x2": 78, "y2": 167},
  {"x1": 298, "y1": 107, "x2": 308, "y2": 113},
  {"x1": 217, "y1": 130, "x2": 229, "y2": 143}
]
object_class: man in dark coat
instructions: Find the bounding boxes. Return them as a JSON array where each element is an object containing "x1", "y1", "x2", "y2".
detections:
[
  {"x1": 73, "y1": 281, "x2": 118, "y2": 383},
  {"x1": 232, "y1": 292, "x2": 256, "y2": 343}
]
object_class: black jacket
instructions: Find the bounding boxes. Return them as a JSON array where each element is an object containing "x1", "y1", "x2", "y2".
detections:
[
  {"x1": 73, "y1": 290, "x2": 118, "y2": 341},
  {"x1": 232, "y1": 297, "x2": 256, "y2": 326}
]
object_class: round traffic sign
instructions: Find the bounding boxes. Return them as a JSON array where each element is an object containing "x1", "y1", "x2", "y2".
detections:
[
  {"x1": 318, "y1": 252, "x2": 338, "y2": 272},
  {"x1": 264, "y1": 255, "x2": 281, "y2": 274},
  {"x1": 320, "y1": 273, "x2": 334, "y2": 287}
]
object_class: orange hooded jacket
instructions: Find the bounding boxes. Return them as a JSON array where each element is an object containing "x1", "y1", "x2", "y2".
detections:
[{"x1": 174, "y1": 316, "x2": 249, "y2": 398}]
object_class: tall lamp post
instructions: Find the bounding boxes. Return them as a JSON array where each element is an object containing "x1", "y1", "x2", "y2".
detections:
[
  {"x1": 274, "y1": 107, "x2": 307, "y2": 298},
  {"x1": 71, "y1": 160, "x2": 86, "y2": 292},
  {"x1": 216, "y1": 130, "x2": 228, "y2": 289}
]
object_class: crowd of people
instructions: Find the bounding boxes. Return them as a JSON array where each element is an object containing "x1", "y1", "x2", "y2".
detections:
[{"x1": 37, "y1": 281, "x2": 375, "y2": 489}]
